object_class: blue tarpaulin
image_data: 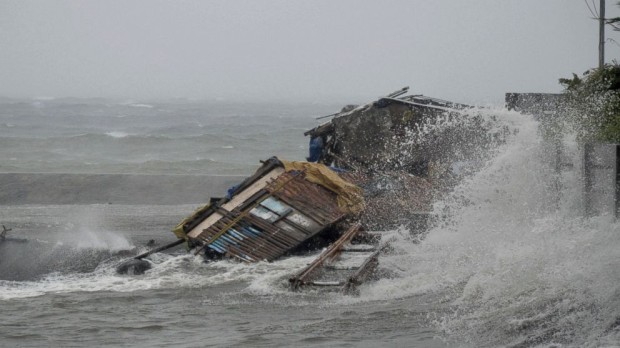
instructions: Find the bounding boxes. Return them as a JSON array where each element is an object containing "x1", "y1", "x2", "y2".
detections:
[{"x1": 306, "y1": 136, "x2": 324, "y2": 162}]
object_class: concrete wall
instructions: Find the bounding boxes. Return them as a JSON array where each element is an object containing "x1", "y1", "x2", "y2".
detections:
[{"x1": 0, "y1": 173, "x2": 243, "y2": 205}]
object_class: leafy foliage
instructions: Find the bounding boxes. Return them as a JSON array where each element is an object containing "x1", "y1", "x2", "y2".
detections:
[{"x1": 560, "y1": 63, "x2": 620, "y2": 142}]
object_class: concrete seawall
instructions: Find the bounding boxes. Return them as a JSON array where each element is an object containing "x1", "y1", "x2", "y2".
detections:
[{"x1": 0, "y1": 173, "x2": 243, "y2": 205}]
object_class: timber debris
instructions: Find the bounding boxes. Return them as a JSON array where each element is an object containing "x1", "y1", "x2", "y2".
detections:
[
  {"x1": 0, "y1": 225, "x2": 28, "y2": 244},
  {"x1": 288, "y1": 222, "x2": 387, "y2": 294},
  {"x1": 1, "y1": 225, "x2": 11, "y2": 241}
]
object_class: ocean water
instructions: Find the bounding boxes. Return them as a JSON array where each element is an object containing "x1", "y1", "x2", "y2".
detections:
[
  {"x1": 0, "y1": 99, "x2": 619, "y2": 347},
  {"x1": 0, "y1": 99, "x2": 331, "y2": 174}
]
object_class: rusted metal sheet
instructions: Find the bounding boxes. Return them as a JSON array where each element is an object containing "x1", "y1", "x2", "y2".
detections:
[
  {"x1": 189, "y1": 165, "x2": 350, "y2": 263},
  {"x1": 265, "y1": 172, "x2": 345, "y2": 225}
]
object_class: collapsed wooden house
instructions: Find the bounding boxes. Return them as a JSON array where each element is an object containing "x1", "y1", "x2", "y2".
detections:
[{"x1": 172, "y1": 157, "x2": 365, "y2": 263}]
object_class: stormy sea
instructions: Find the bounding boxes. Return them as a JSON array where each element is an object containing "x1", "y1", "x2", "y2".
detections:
[{"x1": 1, "y1": 98, "x2": 619, "y2": 347}]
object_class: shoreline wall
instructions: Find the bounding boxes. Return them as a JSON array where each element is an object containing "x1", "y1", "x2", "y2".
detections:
[{"x1": 0, "y1": 173, "x2": 243, "y2": 205}]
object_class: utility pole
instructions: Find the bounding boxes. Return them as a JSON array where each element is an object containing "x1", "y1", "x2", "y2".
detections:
[{"x1": 600, "y1": 0, "x2": 606, "y2": 68}]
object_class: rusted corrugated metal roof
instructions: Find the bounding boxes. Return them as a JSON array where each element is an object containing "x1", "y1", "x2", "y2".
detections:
[
  {"x1": 265, "y1": 171, "x2": 345, "y2": 225},
  {"x1": 191, "y1": 169, "x2": 348, "y2": 262}
]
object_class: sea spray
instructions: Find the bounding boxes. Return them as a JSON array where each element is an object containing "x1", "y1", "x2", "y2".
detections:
[
  {"x1": 53, "y1": 205, "x2": 135, "y2": 251},
  {"x1": 362, "y1": 108, "x2": 620, "y2": 346},
  {"x1": 0, "y1": 253, "x2": 321, "y2": 301},
  {"x1": 0, "y1": 205, "x2": 137, "y2": 281}
]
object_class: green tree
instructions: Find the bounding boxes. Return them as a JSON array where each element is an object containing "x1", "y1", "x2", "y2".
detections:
[{"x1": 560, "y1": 63, "x2": 620, "y2": 142}]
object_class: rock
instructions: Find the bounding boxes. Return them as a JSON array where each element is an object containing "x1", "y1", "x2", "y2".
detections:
[{"x1": 116, "y1": 259, "x2": 152, "y2": 275}]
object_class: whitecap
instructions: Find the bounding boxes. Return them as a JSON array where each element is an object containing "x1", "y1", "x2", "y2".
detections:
[
  {"x1": 129, "y1": 103, "x2": 154, "y2": 108},
  {"x1": 105, "y1": 131, "x2": 132, "y2": 138}
]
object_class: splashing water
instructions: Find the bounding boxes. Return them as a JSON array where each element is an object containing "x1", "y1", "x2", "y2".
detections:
[
  {"x1": 0, "y1": 253, "x2": 318, "y2": 301},
  {"x1": 72, "y1": 228, "x2": 133, "y2": 251},
  {"x1": 362, "y1": 108, "x2": 620, "y2": 347},
  {"x1": 2, "y1": 102, "x2": 620, "y2": 346},
  {"x1": 60, "y1": 206, "x2": 134, "y2": 251}
]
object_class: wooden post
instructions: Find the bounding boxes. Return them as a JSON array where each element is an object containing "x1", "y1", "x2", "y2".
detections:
[
  {"x1": 134, "y1": 239, "x2": 185, "y2": 260},
  {"x1": 614, "y1": 145, "x2": 620, "y2": 218},
  {"x1": 600, "y1": 0, "x2": 605, "y2": 69},
  {"x1": 584, "y1": 143, "x2": 594, "y2": 216}
]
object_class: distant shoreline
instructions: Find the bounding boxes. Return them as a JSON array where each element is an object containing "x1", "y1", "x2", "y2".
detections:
[{"x1": 0, "y1": 173, "x2": 242, "y2": 205}]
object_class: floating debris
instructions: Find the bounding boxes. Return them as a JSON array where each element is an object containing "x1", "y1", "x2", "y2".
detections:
[
  {"x1": 289, "y1": 222, "x2": 386, "y2": 294},
  {"x1": 0, "y1": 225, "x2": 10, "y2": 241}
]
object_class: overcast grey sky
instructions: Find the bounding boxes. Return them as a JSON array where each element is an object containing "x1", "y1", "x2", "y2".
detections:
[{"x1": 1, "y1": 1, "x2": 619, "y2": 104}]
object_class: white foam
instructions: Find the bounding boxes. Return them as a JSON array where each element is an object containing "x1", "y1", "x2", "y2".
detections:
[
  {"x1": 357, "y1": 108, "x2": 620, "y2": 346},
  {"x1": 0, "y1": 255, "x2": 206, "y2": 300},
  {"x1": 0, "y1": 253, "x2": 317, "y2": 301},
  {"x1": 129, "y1": 103, "x2": 154, "y2": 109}
]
